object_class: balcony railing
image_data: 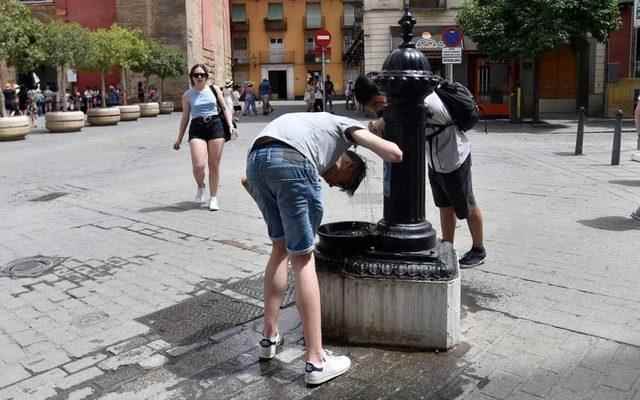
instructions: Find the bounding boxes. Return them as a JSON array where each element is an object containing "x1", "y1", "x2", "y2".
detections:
[
  {"x1": 304, "y1": 15, "x2": 325, "y2": 30},
  {"x1": 231, "y1": 19, "x2": 250, "y2": 32},
  {"x1": 410, "y1": 0, "x2": 446, "y2": 9},
  {"x1": 259, "y1": 50, "x2": 294, "y2": 64},
  {"x1": 264, "y1": 17, "x2": 287, "y2": 31},
  {"x1": 232, "y1": 50, "x2": 250, "y2": 65}
]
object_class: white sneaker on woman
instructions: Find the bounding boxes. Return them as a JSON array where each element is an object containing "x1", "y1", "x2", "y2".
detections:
[
  {"x1": 195, "y1": 187, "x2": 207, "y2": 204},
  {"x1": 258, "y1": 332, "x2": 283, "y2": 360},
  {"x1": 304, "y1": 350, "x2": 351, "y2": 385},
  {"x1": 209, "y1": 196, "x2": 219, "y2": 211}
]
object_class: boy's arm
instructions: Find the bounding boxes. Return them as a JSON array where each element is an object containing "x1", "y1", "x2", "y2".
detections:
[{"x1": 350, "y1": 128, "x2": 402, "y2": 163}]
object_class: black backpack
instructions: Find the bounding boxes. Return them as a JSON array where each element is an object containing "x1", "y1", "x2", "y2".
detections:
[{"x1": 433, "y1": 80, "x2": 479, "y2": 132}]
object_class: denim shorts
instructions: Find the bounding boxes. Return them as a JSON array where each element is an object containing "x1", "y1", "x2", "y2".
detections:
[{"x1": 246, "y1": 144, "x2": 323, "y2": 255}]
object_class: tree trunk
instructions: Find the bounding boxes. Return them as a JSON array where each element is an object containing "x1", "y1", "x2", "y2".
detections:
[
  {"x1": 57, "y1": 65, "x2": 64, "y2": 111},
  {"x1": 0, "y1": 59, "x2": 7, "y2": 118},
  {"x1": 121, "y1": 68, "x2": 128, "y2": 105},
  {"x1": 101, "y1": 71, "x2": 107, "y2": 108},
  {"x1": 533, "y1": 56, "x2": 541, "y2": 122},
  {"x1": 160, "y1": 77, "x2": 164, "y2": 103}
]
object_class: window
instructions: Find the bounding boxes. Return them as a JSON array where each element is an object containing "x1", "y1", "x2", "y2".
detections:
[
  {"x1": 343, "y1": 3, "x2": 355, "y2": 26},
  {"x1": 231, "y1": 4, "x2": 247, "y2": 22},
  {"x1": 306, "y1": 3, "x2": 321, "y2": 27},
  {"x1": 270, "y1": 38, "x2": 284, "y2": 50},
  {"x1": 233, "y1": 37, "x2": 247, "y2": 50},
  {"x1": 267, "y1": 3, "x2": 284, "y2": 20},
  {"x1": 306, "y1": 36, "x2": 315, "y2": 51},
  {"x1": 410, "y1": 0, "x2": 445, "y2": 8}
]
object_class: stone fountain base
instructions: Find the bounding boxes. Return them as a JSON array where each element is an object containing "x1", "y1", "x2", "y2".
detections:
[{"x1": 315, "y1": 223, "x2": 460, "y2": 350}]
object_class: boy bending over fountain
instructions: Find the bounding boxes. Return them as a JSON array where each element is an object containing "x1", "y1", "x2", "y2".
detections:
[
  {"x1": 354, "y1": 75, "x2": 487, "y2": 268},
  {"x1": 243, "y1": 112, "x2": 402, "y2": 385}
]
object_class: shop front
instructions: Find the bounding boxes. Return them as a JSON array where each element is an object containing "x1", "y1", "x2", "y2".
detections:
[{"x1": 390, "y1": 25, "x2": 513, "y2": 118}]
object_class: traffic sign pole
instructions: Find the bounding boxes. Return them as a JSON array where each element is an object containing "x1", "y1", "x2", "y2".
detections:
[{"x1": 322, "y1": 47, "x2": 326, "y2": 111}]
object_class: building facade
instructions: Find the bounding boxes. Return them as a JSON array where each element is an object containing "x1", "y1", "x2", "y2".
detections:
[
  {"x1": 363, "y1": 0, "x2": 607, "y2": 117},
  {"x1": 230, "y1": 0, "x2": 363, "y2": 99},
  {"x1": 18, "y1": 0, "x2": 231, "y2": 105}
]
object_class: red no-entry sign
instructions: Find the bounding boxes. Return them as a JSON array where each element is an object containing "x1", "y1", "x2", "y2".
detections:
[{"x1": 315, "y1": 30, "x2": 332, "y2": 48}]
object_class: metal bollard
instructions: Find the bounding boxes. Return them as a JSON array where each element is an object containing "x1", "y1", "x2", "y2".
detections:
[
  {"x1": 612, "y1": 109, "x2": 623, "y2": 166},
  {"x1": 575, "y1": 106, "x2": 585, "y2": 155}
]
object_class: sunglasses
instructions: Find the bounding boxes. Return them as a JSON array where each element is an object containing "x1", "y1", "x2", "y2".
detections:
[{"x1": 191, "y1": 73, "x2": 208, "y2": 79}]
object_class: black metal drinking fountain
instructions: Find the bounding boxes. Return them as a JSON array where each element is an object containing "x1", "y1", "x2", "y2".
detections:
[{"x1": 315, "y1": 6, "x2": 460, "y2": 350}]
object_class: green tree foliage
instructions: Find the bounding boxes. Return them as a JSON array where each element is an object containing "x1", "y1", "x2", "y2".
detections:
[
  {"x1": 41, "y1": 21, "x2": 89, "y2": 111},
  {"x1": 457, "y1": 0, "x2": 620, "y2": 61},
  {"x1": 153, "y1": 44, "x2": 186, "y2": 102},
  {"x1": 110, "y1": 25, "x2": 148, "y2": 104},
  {"x1": 0, "y1": 0, "x2": 43, "y2": 117},
  {"x1": 83, "y1": 27, "x2": 121, "y2": 107}
]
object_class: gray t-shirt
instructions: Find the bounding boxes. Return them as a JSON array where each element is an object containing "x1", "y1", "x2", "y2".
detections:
[{"x1": 251, "y1": 112, "x2": 365, "y2": 174}]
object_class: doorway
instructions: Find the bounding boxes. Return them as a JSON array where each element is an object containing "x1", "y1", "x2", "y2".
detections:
[{"x1": 268, "y1": 70, "x2": 287, "y2": 100}]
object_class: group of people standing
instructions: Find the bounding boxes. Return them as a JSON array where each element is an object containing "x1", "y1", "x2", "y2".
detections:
[{"x1": 304, "y1": 74, "x2": 337, "y2": 113}]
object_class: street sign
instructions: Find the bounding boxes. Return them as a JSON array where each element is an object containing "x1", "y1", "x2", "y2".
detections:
[
  {"x1": 442, "y1": 27, "x2": 463, "y2": 48},
  {"x1": 442, "y1": 47, "x2": 462, "y2": 64},
  {"x1": 315, "y1": 29, "x2": 332, "y2": 48}
]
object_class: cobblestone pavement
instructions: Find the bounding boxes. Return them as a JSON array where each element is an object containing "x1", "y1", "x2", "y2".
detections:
[{"x1": 0, "y1": 107, "x2": 639, "y2": 399}]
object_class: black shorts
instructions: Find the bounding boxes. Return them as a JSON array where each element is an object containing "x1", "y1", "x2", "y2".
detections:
[
  {"x1": 428, "y1": 155, "x2": 476, "y2": 219},
  {"x1": 189, "y1": 115, "x2": 225, "y2": 142},
  {"x1": 233, "y1": 105, "x2": 242, "y2": 112}
]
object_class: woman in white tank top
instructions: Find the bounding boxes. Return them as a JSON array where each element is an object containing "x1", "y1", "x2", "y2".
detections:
[{"x1": 173, "y1": 64, "x2": 234, "y2": 211}]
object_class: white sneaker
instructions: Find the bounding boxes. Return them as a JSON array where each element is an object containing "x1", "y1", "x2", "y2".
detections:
[
  {"x1": 304, "y1": 349, "x2": 351, "y2": 385},
  {"x1": 258, "y1": 333, "x2": 283, "y2": 360},
  {"x1": 195, "y1": 187, "x2": 207, "y2": 204},
  {"x1": 208, "y1": 197, "x2": 219, "y2": 211},
  {"x1": 631, "y1": 207, "x2": 640, "y2": 222}
]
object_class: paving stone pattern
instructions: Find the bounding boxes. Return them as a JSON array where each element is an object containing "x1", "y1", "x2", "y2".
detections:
[{"x1": 0, "y1": 110, "x2": 639, "y2": 399}]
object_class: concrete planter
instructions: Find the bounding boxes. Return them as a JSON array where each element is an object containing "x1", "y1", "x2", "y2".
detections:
[
  {"x1": 45, "y1": 111, "x2": 85, "y2": 133},
  {"x1": 159, "y1": 101, "x2": 174, "y2": 114},
  {"x1": 0, "y1": 116, "x2": 30, "y2": 141},
  {"x1": 119, "y1": 105, "x2": 141, "y2": 121},
  {"x1": 87, "y1": 107, "x2": 121, "y2": 126},
  {"x1": 139, "y1": 102, "x2": 160, "y2": 118}
]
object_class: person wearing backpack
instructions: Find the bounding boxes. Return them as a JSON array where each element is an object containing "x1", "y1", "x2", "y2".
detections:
[{"x1": 354, "y1": 75, "x2": 486, "y2": 267}]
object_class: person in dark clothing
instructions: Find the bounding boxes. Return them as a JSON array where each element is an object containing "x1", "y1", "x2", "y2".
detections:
[
  {"x1": 138, "y1": 81, "x2": 145, "y2": 103},
  {"x1": 3, "y1": 83, "x2": 16, "y2": 115}
]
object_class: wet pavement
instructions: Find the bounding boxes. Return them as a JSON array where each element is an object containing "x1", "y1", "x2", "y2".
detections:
[{"x1": 1, "y1": 106, "x2": 640, "y2": 399}]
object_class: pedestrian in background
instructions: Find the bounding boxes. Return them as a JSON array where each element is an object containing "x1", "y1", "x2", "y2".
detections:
[
  {"x1": 259, "y1": 78, "x2": 273, "y2": 115},
  {"x1": 232, "y1": 84, "x2": 242, "y2": 121},
  {"x1": 304, "y1": 77, "x2": 315, "y2": 112},
  {"x1": 173, "y1": 64, "x2": 234, "y2": 211},
  {"x1": 344, "y1": 80, "x2": 355, "y2": 111},
  {"x1": 138, "y1": 81, "x2": 145, "y2": 103},
  {"x1": 324, "y1": 75, "x2": 335, "y2": 113},
  {"x1": 243, "y1": 83, "x2": 258, "y2": 116},
  {"x1": 3, "y1": 82, "x2": 16, "y2": 116},
  {"x1": 313, "y1": 79, "x2": 324, "y2": 112}
]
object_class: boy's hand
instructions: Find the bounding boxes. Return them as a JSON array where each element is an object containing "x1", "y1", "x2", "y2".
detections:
[{"x1": 368, "y1": 118, "x2": 385, "y2": 136}]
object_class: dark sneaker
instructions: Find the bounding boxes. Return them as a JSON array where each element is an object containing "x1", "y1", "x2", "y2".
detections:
[{"x1": 459, "y1": 247, "x2": 486, "y2": 269}]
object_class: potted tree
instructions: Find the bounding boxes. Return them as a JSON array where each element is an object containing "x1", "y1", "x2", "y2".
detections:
[
  {"x1": 155, "y1": 44, "x2": 185, "y2": 114},
  {"x1": 83, "y1": 27, "x2": 121, "y2": 126},
  {"x1": 112, "y1": 25, "x2": 147, "y2": 122},
  {"x1": 0, "y1": 0, "x2": 40, "y2": 141},
  {"x1": 135, "y1": 39, "x2": 162, "y2": 118},
  {"x1": 42, "y1": 21, "x2": 88, "y2": 133}
]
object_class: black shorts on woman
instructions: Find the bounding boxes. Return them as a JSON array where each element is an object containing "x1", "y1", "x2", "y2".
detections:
[{"x1": 188, "y1": 114, "x2": 225, "y2": 142}]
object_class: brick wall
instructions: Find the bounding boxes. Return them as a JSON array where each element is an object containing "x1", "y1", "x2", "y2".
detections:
[{"x1": 116, "y1": 0, "x2": 189, "y2": 105}]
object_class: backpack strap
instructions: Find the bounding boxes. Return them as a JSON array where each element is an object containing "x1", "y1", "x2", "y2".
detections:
[{"x1": 425, "y1": 122, "x2": 453, "y2": 139}]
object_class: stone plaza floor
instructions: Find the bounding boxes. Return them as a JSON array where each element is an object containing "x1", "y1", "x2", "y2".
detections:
[{"x1": 0, "y1": 107, "x2": 640, "y2": 399}]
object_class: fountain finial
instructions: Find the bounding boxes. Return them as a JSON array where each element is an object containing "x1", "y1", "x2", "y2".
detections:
[{"x1": 399, "y1": 5, "x2": 416, "y2": 48}]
